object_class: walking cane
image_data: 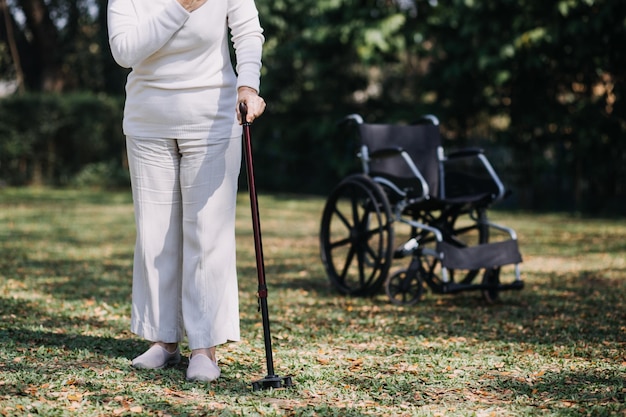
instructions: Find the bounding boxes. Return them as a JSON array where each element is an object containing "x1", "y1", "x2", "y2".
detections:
[{"x1": 240, "y1": 103, "x2": 293, "y2": 391}]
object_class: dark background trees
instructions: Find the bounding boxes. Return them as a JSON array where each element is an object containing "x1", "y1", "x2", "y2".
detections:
[{"x1": 0, "y1": 0, "x2": 624, "y2": 214}]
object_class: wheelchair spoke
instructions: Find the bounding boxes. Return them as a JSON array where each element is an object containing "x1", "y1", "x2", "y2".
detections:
[
  {"x1": 328, "y1": 201, "x2": 358, "y2": 250},
  {"x1": 351, "y1": 195, "x2": 363, "y2": 229},
  {"x1": 453, "y1": 224, "x2": 476, "y2": 235},
  {"x1": 327, "y1": 207, "x2": 353, "y2": 250},
  {"x1": 356, "y1": 249, "x2": 368, "y2": 287},
  {"x1": 329, "y1": 236, "x2": 352, "y2": 250},
  {"x1": 320, "y1": 174, "x2": 394, "y2": 296},
  {"x1": 338, "y1": 245, "x2": 356, "y2": 282},
  {"x1": 362, "y1": 237, "x2": 383, "y2": 270},
  {"x1": 332, "y1": 204, "x2": 353, "y2": 232}
]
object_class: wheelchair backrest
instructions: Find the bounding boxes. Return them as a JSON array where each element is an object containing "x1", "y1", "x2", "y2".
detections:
[{"x1": 358, "y1": 123, "x2": 442, "y2": 199}]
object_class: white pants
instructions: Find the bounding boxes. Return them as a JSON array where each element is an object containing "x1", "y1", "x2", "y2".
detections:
[{"x1": 126, "y1": 135, "x2": 241, "y2": 350}]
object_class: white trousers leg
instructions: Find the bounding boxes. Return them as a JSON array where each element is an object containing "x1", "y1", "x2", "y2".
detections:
[{"x1": 126, "y1": 135, "x2": 241, "y2": 350}]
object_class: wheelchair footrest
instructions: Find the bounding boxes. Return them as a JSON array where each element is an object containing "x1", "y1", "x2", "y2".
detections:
[
  {"x1": 438, "y1": 239, "x2": 522, "y2": 270},
  {"x1": 441, "y1": 280, "x2": 524, "y2": 294}
]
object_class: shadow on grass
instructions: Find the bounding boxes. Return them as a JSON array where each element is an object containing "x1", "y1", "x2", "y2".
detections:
[
  {"x1": 0, "y1": 326, "x2": 140, "y2": 360},
  {"x1": 492, "y1": 368, "x2": 625, "y2": 413},
  {"x1": 4, "y1": 224, "x2": 133, "y2": 249},
  {"x1": 266, "y1": 266, "x2": 626, "y2": 355},
  {"x1": 0, "y1": 188, "x2": 133, "y2": 206},
  {"x1": 1, "y1": 256, "x2": 133, "y2": 304},
  {"x1": 0, "y1": 323, "x2": 249, "y2": 416},
  {"x1": 392, "y1": 280, "x2": 625, "y2": 347},
  {"x1": 0, "y1": 346, "x2": 256, "y2": 415},
  {"x1": 239, "y1": 262, "x2": 335, "y2": 295}
]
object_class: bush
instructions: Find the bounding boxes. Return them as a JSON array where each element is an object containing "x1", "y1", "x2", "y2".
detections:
[
  {"x1": 0, "y1": 92, "x2": 125, "y2": 187},
  {"x1": 71, "y1": 160, "x2": 130, "y2": 189}
]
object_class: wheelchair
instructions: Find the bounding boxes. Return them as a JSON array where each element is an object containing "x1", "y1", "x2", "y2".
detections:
[{"x1": 319, "y1": 114, "x2": 523, "y2": 305}]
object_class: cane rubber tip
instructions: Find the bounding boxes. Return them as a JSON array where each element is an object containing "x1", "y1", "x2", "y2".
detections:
[{"x1": 251, "y1": 375, "x2": 294, "y2": 391}]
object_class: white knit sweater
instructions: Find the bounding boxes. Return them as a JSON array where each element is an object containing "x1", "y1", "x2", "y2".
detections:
[{"x1": 107, "y1": 0, "x2": 264, "y2": 139}]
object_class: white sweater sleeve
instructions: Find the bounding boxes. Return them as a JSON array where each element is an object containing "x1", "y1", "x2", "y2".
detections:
[
  {"x1": 107, "y1": 0, "x2": 190, "y2": 68},
  {"x1": 228, "y1": 0, "x2": 265, "y2": 92}
]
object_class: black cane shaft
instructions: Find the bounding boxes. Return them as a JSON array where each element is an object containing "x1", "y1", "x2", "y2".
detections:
[
  {"x1": 240, "y1": 103, "x2": 278, "y2": 379},
  {"x1": 259, "y1": 297, "x2": 276, "y2": 376}
]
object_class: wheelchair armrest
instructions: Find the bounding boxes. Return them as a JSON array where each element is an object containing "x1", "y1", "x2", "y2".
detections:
[
  {"x1": 446, "y1": 147, "x2": 484, "y2": 159},
  {"x1": 443, "y1": 148, "x2": 507, "y2": 202},
  {"x1": 369, "y1": 146, "x2": 404, "y2": 159}
]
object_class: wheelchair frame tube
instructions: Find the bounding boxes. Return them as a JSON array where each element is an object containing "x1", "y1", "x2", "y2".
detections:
[
  {"x1": 373, "y1": 176, "x2": 407, "y2": 198},
  {"x1": 477, "y1": 153, "x2": 506, "y2": 201},
  {"x1": 483, "y1": 220, "x2": 518, "y2": 241},
  {"x1": 394, "y1": 203, "x2": 451, "y2": 284},
  {"x1": 400, "y1": 151, "x2": 430, "y2": 199},
  {"x1": 359, "y1": 145, "x2": 370, "y2": 175}
]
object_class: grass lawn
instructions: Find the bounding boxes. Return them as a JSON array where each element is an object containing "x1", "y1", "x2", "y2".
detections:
[{"x1": 0, "y1": 187, "x2": 624, "y2": 416}]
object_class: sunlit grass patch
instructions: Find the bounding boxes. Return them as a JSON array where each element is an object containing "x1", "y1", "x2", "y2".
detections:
[{"x1": 1, "y1": 188, "x2": 625, "y2": 416}]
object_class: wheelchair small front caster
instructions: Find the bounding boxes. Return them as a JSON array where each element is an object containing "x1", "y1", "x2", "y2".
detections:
[
  {"x1": 481, "y1": 267, "x2": 501, "y2": 304},
  {"x1": 385, "y1": 268, "x2": 424, "y2": 306}
]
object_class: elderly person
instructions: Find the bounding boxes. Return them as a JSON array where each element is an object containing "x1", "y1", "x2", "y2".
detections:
[{"x1": 107, "y1": 0, "x2": 265, "y2": 382}]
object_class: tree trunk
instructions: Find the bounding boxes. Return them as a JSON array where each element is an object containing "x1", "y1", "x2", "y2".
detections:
[
  {"x1": 17, "y1": 0, "x2": 64, "y2": 92},
  {"x1": 0, "y1": 0, "x2": 25, "y2": 93}
]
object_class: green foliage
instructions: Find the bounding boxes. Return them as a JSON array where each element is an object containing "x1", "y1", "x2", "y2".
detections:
[
  {"x1": 72, "y1": 160, "x2": 130, "y2": 188},
  {"x1": 0, "y1": 92, "x2": 126, "y2": 187},
  {"x1": 1, "y1": 0, "x2": 624, "y2": 212},
  {"x1": 249, "y1": 0, "x2": 626, "y2": 213},
  {"x1": 248, "y1": 0, "x2": 432, "y2": 193},
  {"x1": 415, "y1": 0, "x2": 626, "y2": 213}
]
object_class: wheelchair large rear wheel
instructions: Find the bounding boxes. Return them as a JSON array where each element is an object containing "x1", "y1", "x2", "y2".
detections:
[{"x1": 320, "y1": 174, "x2": 394, "y2": 296}]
